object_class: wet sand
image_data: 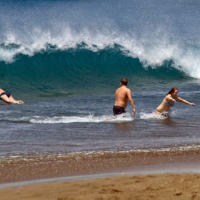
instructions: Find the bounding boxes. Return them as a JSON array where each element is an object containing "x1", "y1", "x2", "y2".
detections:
[
  {"x1": 1, "y1": 150, "x2": 200, "y2": 184},
  {"x1": 1, "y1": 151, "x2": 200, "y2": 199}
]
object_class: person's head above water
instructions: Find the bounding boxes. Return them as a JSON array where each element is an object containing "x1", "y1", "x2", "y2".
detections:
[
  {"x1": 121, "y1": 78, "x2": 128, "y2": 86},
  {"x1": 166, "y1": 87, "x2": 178, "y2": 97}
]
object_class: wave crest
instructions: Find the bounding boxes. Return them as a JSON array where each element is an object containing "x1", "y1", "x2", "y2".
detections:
[{"x1": 1, "y1": 33, "x2": 200, "y2": 80}]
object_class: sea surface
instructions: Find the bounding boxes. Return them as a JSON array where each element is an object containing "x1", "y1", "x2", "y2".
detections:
[{"x1": 1, "y1": 0, "x2": 200, "y2": 164}]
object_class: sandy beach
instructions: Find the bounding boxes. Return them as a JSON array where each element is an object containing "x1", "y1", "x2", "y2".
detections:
[
  {"x1": 1, "y1": 173, "x2": 200, "y2": 200},
  {"x1": 1, "y1": 150, "x2": 200, "y2": 199}
]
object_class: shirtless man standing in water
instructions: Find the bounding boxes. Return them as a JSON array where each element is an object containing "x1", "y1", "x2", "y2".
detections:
[{"x1": 113, "y1": 78, "x2": 135, "y2": 115}]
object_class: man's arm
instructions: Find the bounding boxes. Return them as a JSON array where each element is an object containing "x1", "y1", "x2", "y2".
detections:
[{"x1": 127, "y1": 89, "x2": 135, "y2": 115}]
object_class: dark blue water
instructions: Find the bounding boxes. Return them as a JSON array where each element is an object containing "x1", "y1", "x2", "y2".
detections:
[{"x1": 1, "y1": 0, "x2": 200, "y2": 160}]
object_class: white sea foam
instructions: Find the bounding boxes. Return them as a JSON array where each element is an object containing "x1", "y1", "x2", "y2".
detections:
[
  {"x1": 140, "y1": 112, "x2": 168, "y2": 120},
  {"x1": 29, "y1": 113, "x2": 133, "y2": 124},
  {"x1": 140, "y1": 110, "x2": 177, "y2": 119}
]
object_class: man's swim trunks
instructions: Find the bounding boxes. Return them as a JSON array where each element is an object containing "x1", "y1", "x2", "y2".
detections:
[
  {"x1": 0, "y1": 92, "x2": 11, "y2": 98},
  {"x1": 113, "y1": 105, "x2": 126, "y2": 115}
]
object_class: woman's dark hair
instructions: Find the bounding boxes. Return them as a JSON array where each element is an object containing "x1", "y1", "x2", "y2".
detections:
[
  {"x1": 166, "y1": 88, "x2": 178, "y2": 95},
  {"x1": 121, "y1": 78, "x2": 128, "y2": 86}
]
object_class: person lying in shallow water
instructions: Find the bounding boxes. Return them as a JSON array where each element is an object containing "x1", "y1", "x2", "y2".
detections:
[
  {"x1": 0, "y1": 88, "x2": 24, "y2": 104},
  {"x1": 155, "y1": 87, "x2": 195, "y2": 115}
]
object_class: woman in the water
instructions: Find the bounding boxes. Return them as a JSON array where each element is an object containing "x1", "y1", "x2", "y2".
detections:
[
  {"x1": 0, "y1": 88, "x2": 24, "y2": 104},
  {"x1": 155, "y1": 88, "x2": 195, "y2": 114}
]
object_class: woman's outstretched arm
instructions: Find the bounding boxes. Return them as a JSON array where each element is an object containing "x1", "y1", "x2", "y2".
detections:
[{"x1": 176, "y1": 97, "x2": 195, "y2": 106}]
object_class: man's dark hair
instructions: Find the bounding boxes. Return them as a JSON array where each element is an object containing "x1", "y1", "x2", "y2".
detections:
[{"x1": 121, "y1": 78, "x2": 128, "y2": 86}]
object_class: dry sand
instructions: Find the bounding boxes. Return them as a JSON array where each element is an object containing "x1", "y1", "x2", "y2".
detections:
[{"x1": 1, "y1": 173, "x2": 200, "y2": 200}]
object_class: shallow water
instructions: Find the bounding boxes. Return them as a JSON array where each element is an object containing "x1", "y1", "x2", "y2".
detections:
[{"x1": 1, "y1": 89, "x2": 200, "y2": 160}]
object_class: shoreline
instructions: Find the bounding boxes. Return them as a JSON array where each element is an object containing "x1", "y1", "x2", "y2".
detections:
[
  {"x1": 1, "y1": 162, "x2": 200, "y2": 190},
  {"x1": 1, "y1": 150, "x2": 200, "y2": 188},
  {"x1": 1, "y1": 152, "x2": 200, "y2": 199}
]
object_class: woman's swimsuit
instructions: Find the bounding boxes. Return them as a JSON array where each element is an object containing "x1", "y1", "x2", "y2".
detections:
[
  {"x1": 156, "y1": 99, "x2": 175, "y2": 114},
  {"x1": 162, "y1": 99, "x2": 175, "y2": 107},
  {"x1": 0, "y1": 92, "x2": 11, "y2": 98}
]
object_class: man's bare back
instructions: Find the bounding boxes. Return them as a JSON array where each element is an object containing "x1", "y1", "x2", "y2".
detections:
[
  {"x1": 113, "y1": 78, "x2": 135, "y2": 116},
  {"x1": 114, "y1": 86, "x2": 129, "y2": 108}
]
